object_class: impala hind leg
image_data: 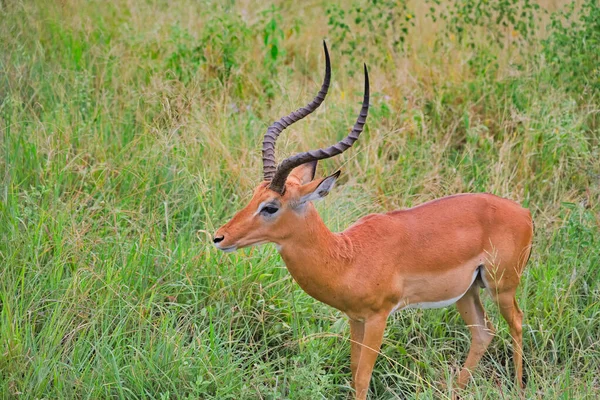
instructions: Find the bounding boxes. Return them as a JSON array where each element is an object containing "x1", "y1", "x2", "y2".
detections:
[
  {"x1": 455, "y1": 283, "x2": 495, "y2": 388},
  {"x1": 349, "y1": 319, "x2": 365, "y2": 390},
  {"x1": 495, "y1": 290, "x2": 524, "y2": 389},
  {"x1": 353, "y1": 314, "x2": 387, "y2": 400}
]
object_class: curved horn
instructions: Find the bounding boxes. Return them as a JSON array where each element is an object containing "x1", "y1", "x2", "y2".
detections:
[
  {"x1": 269, "y1": 64, "x2": 370, "y2": 195},
  {"x1": 262, "y1": 41, "x2": 331, "y2": 181}
]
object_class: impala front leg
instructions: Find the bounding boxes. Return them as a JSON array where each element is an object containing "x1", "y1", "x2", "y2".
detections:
[
  {"x1": 353, "y1": 313, "x2": 387, "y2": 400},
  {"x1": 349, "y1": 319, "x2": 365, "y2": 389}
]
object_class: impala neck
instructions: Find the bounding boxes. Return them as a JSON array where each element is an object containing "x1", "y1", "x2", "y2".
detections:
[
  {"x1": 277, "y1": 204, "x2": 351, "y2": 260},
  {"x1": 276, "y1": 204, "x2": 353, "y2": 305}
]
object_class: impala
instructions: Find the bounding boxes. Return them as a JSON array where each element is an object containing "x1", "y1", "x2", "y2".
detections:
[{"x1": 213, "y1": 42, "x2": 533, "y2": 399}]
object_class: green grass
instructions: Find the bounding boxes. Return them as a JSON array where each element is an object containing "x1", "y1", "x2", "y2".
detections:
[{"x1": 1, "y1": 0, "x2": 599, "y2": 398}]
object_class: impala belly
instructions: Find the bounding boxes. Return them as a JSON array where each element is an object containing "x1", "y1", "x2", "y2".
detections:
[
  {"x1": 392, "y1": 266, "x2": 480, "y2": 313},
  {"x1": 400, "y1": 293, "x2": 466, "y2": 310}
]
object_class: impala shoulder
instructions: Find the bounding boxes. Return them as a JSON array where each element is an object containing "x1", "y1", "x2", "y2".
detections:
[
  {"x1": 351, "y1": 212, "x2": 393, "y2": 225},
  {"x1": 344, "y1": 212, "x2": 398, "y2": 234}
]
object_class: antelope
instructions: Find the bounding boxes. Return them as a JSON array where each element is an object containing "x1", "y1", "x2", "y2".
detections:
[{"x1": 213, "y1": 42, "x2": 533, "y2": 399}]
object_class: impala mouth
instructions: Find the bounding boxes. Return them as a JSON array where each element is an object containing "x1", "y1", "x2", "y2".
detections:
[{"x1": 215, "y1": 244, "x2": 238, "y2": 253}]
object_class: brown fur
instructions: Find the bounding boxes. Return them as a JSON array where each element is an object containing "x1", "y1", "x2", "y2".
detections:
[{"x1": 215, "y1": 164, "x2": 533, "y2": 399}]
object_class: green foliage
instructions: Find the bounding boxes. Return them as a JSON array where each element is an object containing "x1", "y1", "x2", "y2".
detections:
[
  {"x1": 163, "y1": 4, "x2": 295, "y2": 100},
  {"x1": 326, "y1": 0, "x2": 415, "y2": 70},
  {"x1": 259, "y1": 5, "x2": 286, "y2": 100},
  {"x1": 541, "y1": 0, "x2": 600, "y2": 96},
  {"x1": 1, "y1": 0, "x2": 599, "y2": 398},
  {"x1": 426, "y1": 0, "x2": 541, "y2": 48},
  {"x1": 165, "y1": 12, "x2": 252, "y2": 85}
]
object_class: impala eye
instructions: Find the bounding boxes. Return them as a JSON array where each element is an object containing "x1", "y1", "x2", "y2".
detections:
[{"x1": 260, "y1": 205, "x2": 279, "y2": 215}]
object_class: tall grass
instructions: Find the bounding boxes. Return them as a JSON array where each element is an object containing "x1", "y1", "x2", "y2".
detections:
[{"x1": 1, "y1": 0, "x2": 598, "y2": 398}]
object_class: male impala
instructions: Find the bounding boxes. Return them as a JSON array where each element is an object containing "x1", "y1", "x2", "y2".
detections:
[{"x1": 213, "y1": 42, "x2": 533, "y2": 399}]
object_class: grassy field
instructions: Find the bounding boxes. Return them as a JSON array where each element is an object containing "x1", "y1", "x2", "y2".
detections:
[{"x1": 1, "y1": 0, "x2": 599, "y2": 398}]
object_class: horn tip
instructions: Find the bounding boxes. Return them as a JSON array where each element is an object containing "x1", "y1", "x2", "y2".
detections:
[{"x1": 323, "y1": 41, "x2": 330, "y2": 64}]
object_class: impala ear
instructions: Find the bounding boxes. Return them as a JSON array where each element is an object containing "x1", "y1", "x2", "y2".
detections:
[
  {"x1": 288, "y1": 160, "x2": 318, "y2": 185},
  {"x1": 294, "y1": 170, "x2": 341, "y2": 207}
]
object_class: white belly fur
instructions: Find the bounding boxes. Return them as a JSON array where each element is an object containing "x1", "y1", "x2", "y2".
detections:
[{"x1": 393, "y1": 268, "x2": 480, "y2": 312}]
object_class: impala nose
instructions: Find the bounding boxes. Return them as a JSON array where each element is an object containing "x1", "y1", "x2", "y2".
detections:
[{"x1": 213, "y1": 235, "x2": 224, "y2": 244}]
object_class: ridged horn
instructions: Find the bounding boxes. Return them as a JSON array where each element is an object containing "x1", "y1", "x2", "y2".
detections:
[
  {"x1": 268, "y1": 63, "x2": 370, "y2": 195},
  {"x1": 262, "y1": 41, "x2": 331, "y2": 181}
]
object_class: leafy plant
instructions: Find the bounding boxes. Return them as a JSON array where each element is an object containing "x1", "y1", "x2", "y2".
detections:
[
  {"x1": 426, "y1": 0, "x2": 541, "y2": 49},
  {"x1": 541, "y1": 0, "x2": 600, "y2": 97},
  {"x1": 326, "y1": 0, "x2": 415, "y2": 71},
  {"x1": 259, "y1": 5, "x2": 286, "y2": 100},
  {"x1": 166, "y1": 13, "x2": 251, "y2": 85}
]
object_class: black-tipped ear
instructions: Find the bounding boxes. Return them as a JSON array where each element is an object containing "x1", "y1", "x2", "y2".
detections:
[
  {"x1": 314, "y1": 170, "x2": 340, "y2": 198},
  {"x1": 295, "y1": 170, "x2": 341, "y2": 207}
]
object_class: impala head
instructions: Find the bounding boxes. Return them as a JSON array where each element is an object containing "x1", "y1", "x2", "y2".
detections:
[{"x1": 213, "y1": 42, "x2": 369, "y2": 252}]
